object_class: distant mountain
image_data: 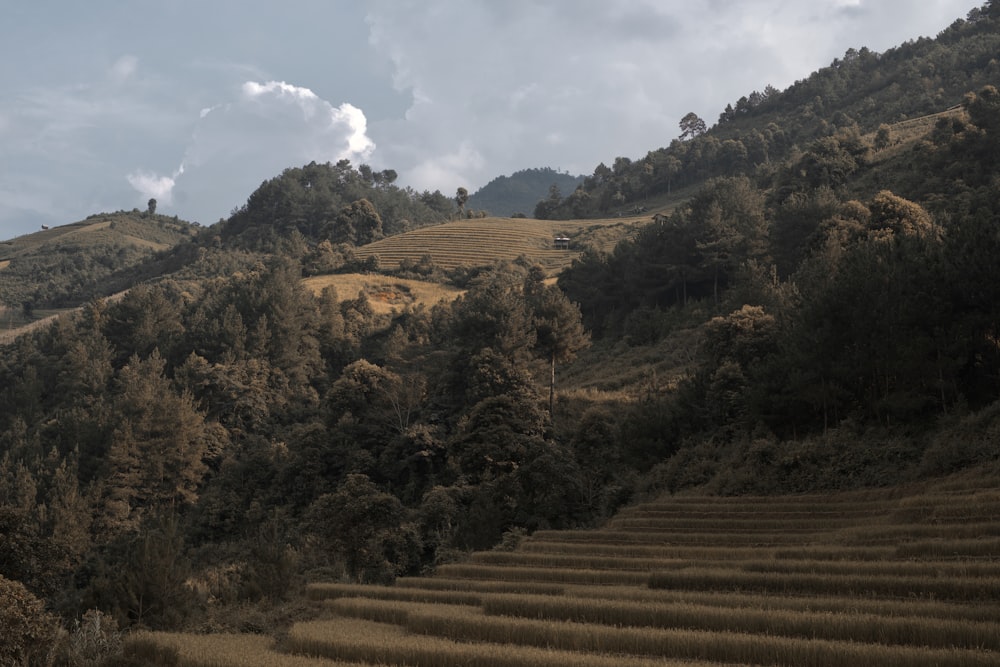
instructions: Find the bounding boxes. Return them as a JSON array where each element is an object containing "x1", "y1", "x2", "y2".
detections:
[{"x1": 467, "y1": 167, "x2": 584, "y2": 217}]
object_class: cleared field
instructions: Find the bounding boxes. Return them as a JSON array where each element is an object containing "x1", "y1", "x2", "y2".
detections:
[
  {"x1": 141, "y1": 477, "x2": 1000, "y2": 666},
  {"x1": 302, "y1": 273, "x2": 464, "y2": 315},
  {"x1": 352, "y1": 216, "x2": 645, "y2": 275}
]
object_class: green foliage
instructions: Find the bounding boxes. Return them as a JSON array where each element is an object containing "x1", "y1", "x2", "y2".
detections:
[
  {"x1": 222, "y1": 160, "x2": 451, "y2": 251},
  {"x1": 85, "y1": 514, "x2": 197, "y2": 629},
  {"x1": 305, "y1": 474, "x2": 417, "y2": 583},
  {"x1": 0, "y1": 212, "x2": 197, "y2": 310},
  {"x1": 0, "y1": 574, "x2": 61, "y2": 666},
  {"x1": 468, "y1": 168, "x2": 582, "y2": 218},
  {"x1": 2, "y1": 8, "x2": 1000, "y2": 640}
]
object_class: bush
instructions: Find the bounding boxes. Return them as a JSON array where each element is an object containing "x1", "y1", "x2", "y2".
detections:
[
  {"x1": 0, "y1": 574, "x2": 62, "y2": 667},
  {"x1": 920, "y1": 401, "x2": 1000, "y2": 475},
  {"x1": 58, "y1": 609, "x2": 123, "y2": 666}
]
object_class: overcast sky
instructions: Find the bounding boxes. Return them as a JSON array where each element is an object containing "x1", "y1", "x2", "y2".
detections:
[{"x1": 0, "y1": 0, "x2": 975, "y2": 238}]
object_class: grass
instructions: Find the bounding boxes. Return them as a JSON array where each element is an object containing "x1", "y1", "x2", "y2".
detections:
[
  {"x1": 127, "y1": 632, "x2": 361, "y2": 666},
  {"x1": 301, "y1": 273, "x2": 464, "y2": 315},
  {"x1": 479, "y1": 593, "x2": 1000, "y2": 650},
  {"x1": 318, "y1": 598, "x2": 999, "y2": 667},
  {"x1": 139, "y1": 478, "x2": 1000, "y2": 666},
  {"x1": 351, "y1": 216, "x2": 646, "y2": 276},
  {"x1": 647, "y1": 567, "x2": 1000, "y2": 601},
  {"x1": 287, "y1": 616, "x2": 713, "y2": 667},
  {"x1": 563, "y1": 585, "x2": 1000, "y2": 622}
]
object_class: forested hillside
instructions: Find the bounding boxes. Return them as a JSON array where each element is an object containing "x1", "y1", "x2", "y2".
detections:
[
  {"x1": 2, "y1": 3, "x2": 1000, "y2": 663},
  {"x1": 0, "y1": 210, "x2": 197, "y2": 311},
  {"x1": 467, "y1": 168, "x2": 584, "y2": 217}
]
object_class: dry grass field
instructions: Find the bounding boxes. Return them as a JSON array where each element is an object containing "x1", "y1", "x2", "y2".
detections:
[
  {"x1": 302, "y1": 273, "x2": 464, "y2": 315},
  {"x1": 134, "y1": 469, "x2": 1000, "y2": 666},
  {"x1": 352, "y1": 215, "x2": 647, "y2": 276}
]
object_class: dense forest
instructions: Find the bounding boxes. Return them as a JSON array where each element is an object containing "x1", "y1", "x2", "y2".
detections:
[{"x1": 2, "y1": 3, "x2": 1000, "y2": 662}]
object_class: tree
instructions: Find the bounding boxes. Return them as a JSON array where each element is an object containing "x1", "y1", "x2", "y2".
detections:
[
  {"x1": 98, "y1": 351, "x2": 210, "y2": 535},
  {"x1": 874, "y1": 124, "x2": 893, "y2": 151},
  {"x1": 528, "y1": 283, "x2": 590, "y2": 415},
  {"x1": 679, "y1": 112, "x2": 707, "y2": 140},
  {"x1": 455, "y1": 187, "x2": 469, "y2": 218},
  {"x1": 147, "y1": 198, "x2": 157, "y2": 215},
  {"x1": 0, "y1": 575, "x2": 61, "y2": 666},
  {"x1": 867, "y1": 190, "x2": 936, "y2": 240},
  {"x1": 335, "y1": 198, "x2": 383, "y2": 246},
  {"x1": 305, "y1": 474, "x2": 414, "y2": 582},
  {"x1": 450, "y1": 266, "x2": 536, "y2": 363}
]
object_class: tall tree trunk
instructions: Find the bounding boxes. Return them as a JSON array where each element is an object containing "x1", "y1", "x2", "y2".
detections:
[{"x1": 549, "y1": 351, "x2": 556, "y2": 417}]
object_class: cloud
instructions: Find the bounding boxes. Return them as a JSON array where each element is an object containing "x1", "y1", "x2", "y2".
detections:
[
  {"x1": 364, "y1": 0, "x2": 969, "y2": 193},
  {"x1": 131, "y1": 80, "x2": 376, "y2": 223},
  {"x1": 109, "y1": 54, "x2": 138, "y2": 83},
  {"x1": 126, "y1": 166, "x2": 182, "y2": 204}
]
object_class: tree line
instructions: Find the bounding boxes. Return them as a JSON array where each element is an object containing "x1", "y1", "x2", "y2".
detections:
[{"x1": 0, "y1": 253, "x2": 598, "y2": 632}]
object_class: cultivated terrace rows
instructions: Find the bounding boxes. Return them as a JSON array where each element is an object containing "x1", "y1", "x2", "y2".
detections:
[
  {"x1": 351, "y1": 217, "x2": 620, "y2": 275},
  {"x1": 135, "y1": 483, "x2": 1000, "y2": 666}
]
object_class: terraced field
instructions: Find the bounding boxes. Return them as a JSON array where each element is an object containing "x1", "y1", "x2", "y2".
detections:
[
  {"x1": 134, "y1": 477, "x2": 1000, "y2": 666},
  {"x1": 352, "y1": 216, "x2": 645, "y2": 275}
]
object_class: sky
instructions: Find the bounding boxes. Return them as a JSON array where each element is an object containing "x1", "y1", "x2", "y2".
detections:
[{"x1": 0, "y1": 0, "x2": 977, "y2": 238}]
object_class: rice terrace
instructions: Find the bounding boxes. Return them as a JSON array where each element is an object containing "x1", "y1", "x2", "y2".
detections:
[
  {"x1": 5, "y1": 5, "x2": 1000, "y2": 667},
  {"x1": 131, "y1": 469, "x2": 1000, "y2": 666},
  {"x1": 351, "y1": 215, "x2": 645, "y2": 275}
]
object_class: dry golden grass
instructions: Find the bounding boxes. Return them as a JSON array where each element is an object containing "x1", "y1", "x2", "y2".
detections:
[
  {"x1": 479, "y1": 593, "x2": 1000, "y2": 650},
  {"x1": 606, "y1": 516, "x2": 866, "y2": 531},
  {"x1": 529, "y1": 528, "x2": 825, "y2": 545},
  {"x1": 352, "y1": 216, "x2": 646, "y2": 276},
  {"x1": 648, "y1": 567, "x2": 1000, "y2": 601},
  {"x1": 301, "y1": 273, "x2": 463, "y2": 315},
  {"x1": 563, "y1": 585, "x2": 1000, "y2": 623},
  {"x1": 315, "y1": 599, "x2": 998, "y2": 667},
  {"x1": 287, "y1": 616, "x2": 716, "y2": 667},
  {"x1": 129, "y1": 631, "x2": 365, "y2": 666},
  {"x1": 189, "y1": 481, "x2": 1000, "y2": 666},
  {"x1": 306, "y1": 582, "x2": 482, "y2": 605},
  {"x1": 520, "y1": 539, "x2": 896, "y2": 562},
  {"x1": 433, "y1": 563, "x2": 650, "y2": 586},
  {"x1": 0, "y1": 259, "x2": 10, "y2": 271},
  {"x1": 392, "y1": 577, "x2": 565, "y2": 596}
]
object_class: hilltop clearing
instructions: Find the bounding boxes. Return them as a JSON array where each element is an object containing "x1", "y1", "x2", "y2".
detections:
[
  {"x1": 303, "y1": 273, "x2": 464, "y2": 315},
  {"x1": 352, "y1": 215, "x2": 646, "y2": 276},
  {"x1": 0, "y1": 211, "x2": 197, "y2": 313}
]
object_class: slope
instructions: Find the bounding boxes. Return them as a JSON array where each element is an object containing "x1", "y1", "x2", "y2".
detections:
[
  {"x1": 0, "y1": 211, "x2": 198, "y2": 313},
  {"x1": 351, "y1": 215, "x2": 646, "y2": 276}
]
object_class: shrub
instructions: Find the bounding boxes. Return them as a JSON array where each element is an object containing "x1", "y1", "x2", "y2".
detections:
[{"x1": 0, "y1": 574, "x2": 62, "y2": 667}]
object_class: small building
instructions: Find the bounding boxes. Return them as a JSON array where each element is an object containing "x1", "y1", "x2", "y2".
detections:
[{"x1": 554, "y1": 236, "x2": 570, "y2": 250}]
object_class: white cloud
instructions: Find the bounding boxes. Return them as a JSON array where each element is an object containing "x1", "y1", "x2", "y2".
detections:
[
  {"x1": 109, "y1": 54, "x2": 138, "y2": 83},
  {"x1": 126, "y1": 166, "x2": 181, "y2": 204},
  {"x1": 140, "y1": 80, "x2": 376, "y2": 223},
  {"x1": 0, "y1": 0, "x2": 974, "y2": 239},
  {"x1": 364, "y1": 0, "x2": 970, "y2": 194}
]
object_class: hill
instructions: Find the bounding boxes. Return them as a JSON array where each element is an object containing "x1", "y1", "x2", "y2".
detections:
[
  {"x1": 351, "y1": 215, "x2": 645, "y2": 276},
  {"x1": 467, "y1": 167, "x2": 584, "y2": 217},
  {"x1": 0, "y1": 211, "x2": 198, "y2": 313},
  {"x1": 3, "y1": 5, "x2": 1000, "y2": 663}
]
